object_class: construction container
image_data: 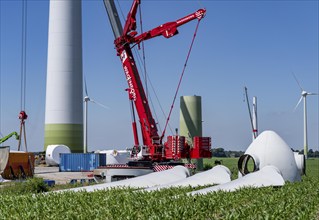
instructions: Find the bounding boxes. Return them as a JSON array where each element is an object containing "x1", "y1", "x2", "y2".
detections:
[
  {"x1": 59, "y1": 153, "x2": 106, "y2": 172},
  {"x1": 95, "y1": 150, "x2": 129, "y2": 165},
  {"x1": 2, "y1": 151, "x2": 35, "y2": 179}
]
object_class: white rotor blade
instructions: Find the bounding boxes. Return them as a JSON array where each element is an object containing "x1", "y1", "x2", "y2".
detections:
[
  {"x1": 189, "y1": 165, "x2": 285, "y2": 195},
  {"x1": 84, "y1": 75, "x2": 88, "y2": 97},
  {"x1": 90, "y1": 99, "x2": 110, "y2": 110},
  {"x1": 294, "y1": 96, "x2": 303, "y2": 111},
  {"x1": 55, "y1": 166, "x2": 189, "y2": 193},
  {"x1": 307, "y1": 92, "x2": 318, "y2": 96},
  {"x1": 143, "y1": 165, "x2": 231, "y2": 192},
  {"x1": 292, "y1": 72, "x2": 303, "y2": 91}
]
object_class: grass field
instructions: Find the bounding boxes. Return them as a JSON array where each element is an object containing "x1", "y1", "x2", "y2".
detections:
[{"x1": 0, "y1": 157, "x2": 318, "y2": 219}]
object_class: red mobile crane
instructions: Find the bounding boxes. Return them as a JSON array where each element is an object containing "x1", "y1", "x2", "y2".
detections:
[{"x1": 103, "y1": 0, "x2": 211, "y2": 163}]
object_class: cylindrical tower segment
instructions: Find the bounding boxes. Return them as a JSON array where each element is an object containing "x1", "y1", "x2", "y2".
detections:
[
  {"x1": 180, "y1": 96, "x2": 203, "y2": 170},
  {"x1": 180, "y1": 96, "x2": 202, "y2": 143},
  {"x1": 44, "y1": 0, "x2": 83, "y2": 152}
]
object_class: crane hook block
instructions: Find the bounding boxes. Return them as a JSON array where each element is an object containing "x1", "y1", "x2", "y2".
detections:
[{"x1": 18, "y1": 111, "x2": 28, "y2": 121}]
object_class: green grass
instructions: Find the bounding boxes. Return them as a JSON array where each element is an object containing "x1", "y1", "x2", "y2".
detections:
[
  {"x1": 204, "y1": 157, "x2": 240, "y2": 179},
  {"x1": 305, "y1": 158, "x2": 319, "y2": 178},
  {"x1": 0, "y1": 158, "x2": 318, "y2": 219}
]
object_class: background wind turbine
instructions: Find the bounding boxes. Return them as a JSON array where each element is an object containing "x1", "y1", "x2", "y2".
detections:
[
  {"x1": 84, "y1": 76, "x2": 109, "y2": 153},
  {"x1": 293, "y1": 73, "x2": 318, "y2": 159},
  {"x1": 244, "y1": 87, "x2": 258, "y2": 141}
]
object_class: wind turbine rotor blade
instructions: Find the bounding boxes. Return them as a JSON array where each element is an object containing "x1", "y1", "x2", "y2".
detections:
[
  {"x1": 292, "y1": 72, "x2": 303, "y2": 91},
  {"x1": 90, "y1": 99, "x2": 110, "y2": 110},
  {"x1": 294, "y1": 96, "x2": 303, "y2": 112},
  {"x1": 84, "y1": 75, "x2": 88, "y2": 97},
  {"x1": 188, "y1": 166, "x2": 285, "y2": 195},
  {"x1": 307, "y1": 92, "x2": 318, "y2": 96}
]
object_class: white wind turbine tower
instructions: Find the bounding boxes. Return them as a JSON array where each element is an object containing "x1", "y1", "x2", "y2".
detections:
[
  {"x1": 293, "y1": 73, "x2": 318, "y2": 159},
  {"x1": 84, "y1": 77, "x2": 109, "y2": 153}
]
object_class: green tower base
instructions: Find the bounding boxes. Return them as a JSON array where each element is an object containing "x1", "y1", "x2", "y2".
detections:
[{"x1": 44, "y1": 124, "x2": 83, "y2": 153}]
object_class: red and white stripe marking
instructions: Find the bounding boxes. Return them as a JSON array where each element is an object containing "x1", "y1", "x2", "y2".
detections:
[{"x1": 98, "y1": 163, "x2": 196, "y2": 172}]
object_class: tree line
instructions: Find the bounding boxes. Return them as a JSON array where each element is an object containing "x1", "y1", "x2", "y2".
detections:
[{"x1": 212, "y1": 147, "x2": 319, "y2": 158}]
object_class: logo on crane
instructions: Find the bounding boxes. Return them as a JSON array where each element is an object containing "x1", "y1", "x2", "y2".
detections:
[
  {"x1": 124, "y1": 65, "x2": 137, "y2": 101},
  {"x1": 120, "y1": 51, "x2": 128, "y2": 63}
]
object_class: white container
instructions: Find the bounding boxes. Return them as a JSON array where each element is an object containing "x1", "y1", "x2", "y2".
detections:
[
  {"x1": 45, "y1": 145, "x2": 71, "y2": 166},
  {"x1": 96, "y1": 150, "x2": 129, "y2": 165}
]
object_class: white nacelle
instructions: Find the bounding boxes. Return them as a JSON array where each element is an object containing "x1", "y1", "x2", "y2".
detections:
[
  {"x1": 238, "y1": 130, "x2": 304, "y2": 182},
  {"x1": 189, "y1": 130, "x2": 304, "y2": 195}
]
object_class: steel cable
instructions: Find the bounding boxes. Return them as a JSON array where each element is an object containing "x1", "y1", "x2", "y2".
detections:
[
  {"x1": 20, "y1": 0, "x2": 27, "y2": 111},
  {"x1": 161, "y1": 19, "x2": 202, "y2": 140}
]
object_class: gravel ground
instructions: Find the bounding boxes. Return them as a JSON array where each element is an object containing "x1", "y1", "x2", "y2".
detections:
[{"x1": 34, "y1": 166, "x2": 93, "y2": 184}]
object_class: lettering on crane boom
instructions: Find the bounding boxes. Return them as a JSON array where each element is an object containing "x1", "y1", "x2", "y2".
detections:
[
  {"x1": 177, "y1": 14, "x2": 195, "y2": 25},
  {"x1": 121, "y1": 51, "x2": 137, "y2": 101},
  {"x1": 124, "y1": 65, "x2": 137, "y2": 101}
]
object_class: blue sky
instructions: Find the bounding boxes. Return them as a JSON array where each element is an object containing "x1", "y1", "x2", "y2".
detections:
[{"x1": 0, "y1": 0, "x2": 318, "y2": 152}]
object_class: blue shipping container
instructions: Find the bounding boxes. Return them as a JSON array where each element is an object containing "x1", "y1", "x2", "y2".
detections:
[
  {"x1": 99, "y1": 153, "x2": 107, "y2": 166},
  {"x1": 59, "y1": 153, "x2": 106, "y2": 172}
]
